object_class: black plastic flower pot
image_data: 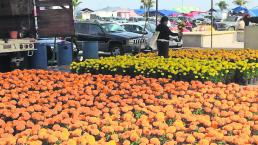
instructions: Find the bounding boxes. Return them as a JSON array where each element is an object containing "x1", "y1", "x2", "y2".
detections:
[
  {"x1": 251, "y1": 78, "x2": 256, "y2": 84},
  {"x1": 254, "y1": 77, "x2": 258, "y2": 84},
  {"x1": 248, "y1": 79, "x2": 252, "y2": 85},
  {"x1": 243, "y1": 79, "x2": 248, "y2": 86}
]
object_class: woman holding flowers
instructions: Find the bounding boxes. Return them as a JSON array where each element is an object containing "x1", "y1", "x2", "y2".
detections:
[{"x1": 156, "y1": 16, "x2": 179, "y2": 58}]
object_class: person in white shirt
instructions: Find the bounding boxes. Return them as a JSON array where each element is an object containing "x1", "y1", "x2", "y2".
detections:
[{"x1": 237, "y1": 18, "x2": 245, "y2": 30}]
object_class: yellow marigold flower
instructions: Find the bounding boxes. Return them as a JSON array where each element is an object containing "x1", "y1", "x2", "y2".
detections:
[
  {"x1": 28, "y1": 141, "x2": 43, "y2": 145},
  {"x1": 166, "y1": 126, "x2": 177, "y2": 133},
  {"x1": 71, "y1": 129, "x2": 82, "y2": 137},
  {"x1": 107, "y1": 140, "x2": 117, "y2": 145},
  {"x1": 85, "y1": 134, "x2": 96, "y2": 144},
  {"x1": 5, "y1": 136, "x2": 17, "y2": 145},
  {"x1": 173, "y1": 120, "x2": 184, "y2": 128},
  {"x1": 78, "y1": 137, "x2": 87, "y2": 145},
  {"x1": 199, "y1": 139, "x2": 210, "y2": 145},
  {"x1": 67, "y1": 139, "x2": 77, "y2": 145},
  {"x1": 156, "y1": 112, "x2": 165, "y2": 122},
  {"x1": 60, "y1": 128, "x2": 70, "y2": 141}
]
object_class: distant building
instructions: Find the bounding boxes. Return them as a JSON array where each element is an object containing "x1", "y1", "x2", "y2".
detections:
[
  {"x1": 117, "y1": 9, "x2": 138, "y2": 19},
  {"x1": 93, "y1": 7, "x2": 119, "y2": 18},
  {"x1": 81, "y1": 8, "x2": 94, "y2": 20},
  {"x1": 92, "y1": 7, "x2": 139, "y2": 18},
  {"x1": 93, "y1": 11, "x2": 117, "y2": 18}
]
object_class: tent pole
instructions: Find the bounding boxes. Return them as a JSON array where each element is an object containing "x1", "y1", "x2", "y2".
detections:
[{"x1": 156, "y1": 0, "x2": 158, "y2": 26}]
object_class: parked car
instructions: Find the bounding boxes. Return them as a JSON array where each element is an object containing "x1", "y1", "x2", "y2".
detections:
[
  {"x1": 114, "y1": 17, "x2": 128, "y2": 24},
  {"x1": 250, "y1": 17, "x2": 258, "y2": 24},
  {"x1": 193, "y1": 15, "x2": 220, "y2": 25},
  {"x1": 215, "y1": 16, "x2": 242, "y2": 31},
  {"x1": 121, "y1": 22, "x2": 183, "y2": 48},
  {"x1": 129, "y1": 17, "x2": 145, "y2": 22},
  {"x1": 74, "y1": 21, "x2": 146, "y2": 56},
  {"x1": 121, "y1": 22, "x2": 154, "y2": 39}
]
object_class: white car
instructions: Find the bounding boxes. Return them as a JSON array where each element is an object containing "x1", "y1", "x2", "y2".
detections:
[{"x1": 121, "y1": 21, "x2": 183, "y2": 48}]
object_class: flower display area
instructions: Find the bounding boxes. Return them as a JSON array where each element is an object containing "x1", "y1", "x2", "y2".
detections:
[
  {"x1": 0, "y1": 70, "x2": 257, "y2": 145},
  {"x1": 71, "y1": 49, "x2": 258, "y2": 85}
]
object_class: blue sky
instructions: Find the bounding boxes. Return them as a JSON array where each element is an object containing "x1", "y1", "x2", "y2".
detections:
[{"x1": 79, "y1": 0, "x2": 258, "y2": 11}]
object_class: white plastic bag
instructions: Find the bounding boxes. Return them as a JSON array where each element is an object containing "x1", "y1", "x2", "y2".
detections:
[{"x1": 149, "y1": 31, "x2": 160, "y2": 51}]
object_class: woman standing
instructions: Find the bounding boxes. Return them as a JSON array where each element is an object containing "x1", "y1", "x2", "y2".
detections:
[
  {"x1": 156, "y1": 16, "x2": 179, "y2": 58},
  {"x1": 243, "y1": 14, "x2": 250, "y2": 27}
]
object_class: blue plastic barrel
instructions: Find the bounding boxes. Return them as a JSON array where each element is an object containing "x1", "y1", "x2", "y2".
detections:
[
  {"x1": 30, "y1": 43, "x2": 48, "y2": 69},
  {"x1": 57, "y1": 41, "x2": 72, "y2": 66},
  {"x1": 82, "y1": 41, "x2": 99, "y2": 59}
]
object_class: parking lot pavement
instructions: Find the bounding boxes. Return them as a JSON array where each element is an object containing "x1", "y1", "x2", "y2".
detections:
[{"x1": 205, "y1": 42, "x2": 244, "y2": 49}]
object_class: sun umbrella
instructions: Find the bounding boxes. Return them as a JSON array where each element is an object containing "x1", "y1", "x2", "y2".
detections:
[{"x1": 231, "y1": 6, "x2": 249, "y2": 14}]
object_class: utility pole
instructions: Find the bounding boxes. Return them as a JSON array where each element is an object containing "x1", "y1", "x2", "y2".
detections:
[{"x1": 156, "y1": 0, "x2": 158, "y2": 26}]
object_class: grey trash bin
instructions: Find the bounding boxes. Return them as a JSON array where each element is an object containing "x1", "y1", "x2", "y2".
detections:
[
  {"x1": 57, "y1": 41, "x2": 73, "y2": 66},
  {"x1": 82, "y1": 41, "x2": 99, "y2": 59},
  {"x1": 30, "y1": 43, "x2": 48, "y2": 69}
]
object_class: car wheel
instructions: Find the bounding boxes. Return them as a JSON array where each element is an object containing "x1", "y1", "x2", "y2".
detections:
[
  {"x1": 110, "y1": 44, "x2": 124, "y2": 56},
  {"x1": 228, "y1": 27, "x2": 235, "y2": 31}
]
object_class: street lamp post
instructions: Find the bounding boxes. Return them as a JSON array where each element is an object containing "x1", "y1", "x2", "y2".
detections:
[
  {"x1": 156, "y1": 0, "x2": 158, "y2": 26},
  {"x1": 211, "y1": 0, "x2": 214, "y2": 49}
]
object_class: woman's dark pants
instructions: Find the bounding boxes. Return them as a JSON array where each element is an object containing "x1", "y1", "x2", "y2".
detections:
[{"x1": 157, "y1": 41, "x2": 169, "y2": 58}]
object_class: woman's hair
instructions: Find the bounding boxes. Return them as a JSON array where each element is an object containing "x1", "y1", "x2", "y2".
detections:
[
  {"x1": 160, "y1": 16, "x2": 169, "y2": 24},
  {"x1": 243, "y1": 13, "x2": 250, "y2": 18}
]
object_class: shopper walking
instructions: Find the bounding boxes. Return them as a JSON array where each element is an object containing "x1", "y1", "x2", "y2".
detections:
[{"x1": 156, "y1": 16, "x2": 179, "y2": 58}]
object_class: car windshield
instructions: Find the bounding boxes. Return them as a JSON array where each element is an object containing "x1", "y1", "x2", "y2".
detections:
[
  {"x1": 225, "y1": 16, "x2": 237, "y2": 22},
  {"x1": 140, "y1": 23, "x2": 156, "y2": 33},
  {"x1": 101, "y1": 23, "x2": 125, "y2": 32},
  {"x1": 148, "y1": 24, "x2": 156, "y2": 33}
]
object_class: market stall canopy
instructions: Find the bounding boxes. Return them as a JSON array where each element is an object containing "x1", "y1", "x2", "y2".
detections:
[
  {"x1": 183, "y1": 11, "x2": 207, "y2": 18},
  {"x1": 156, "y1": 10, "x2": 179, "y2": 16},
  {"x1": 173, "y1": 6, "x2": 200, "y2": 14},
  {"x1": 146, "y1": 9, "x2": 179, "y2": 17},
  {"x1": 134, "y1": 9, "x2": 154, "y2": 15},
  {"x1": 249, "y1": 7, "x2": 258, "y2": 17},
  {"x1": 134, "y1": 9, "x2": 145, "y2": 15},
  {"x1": 231, "y1": 6, "x2": 249, "y2": 14}
]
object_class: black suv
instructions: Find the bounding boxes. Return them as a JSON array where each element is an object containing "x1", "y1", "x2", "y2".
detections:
[{"x1": 74, "y1": 21, "x2": 146, "y2": 55}]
